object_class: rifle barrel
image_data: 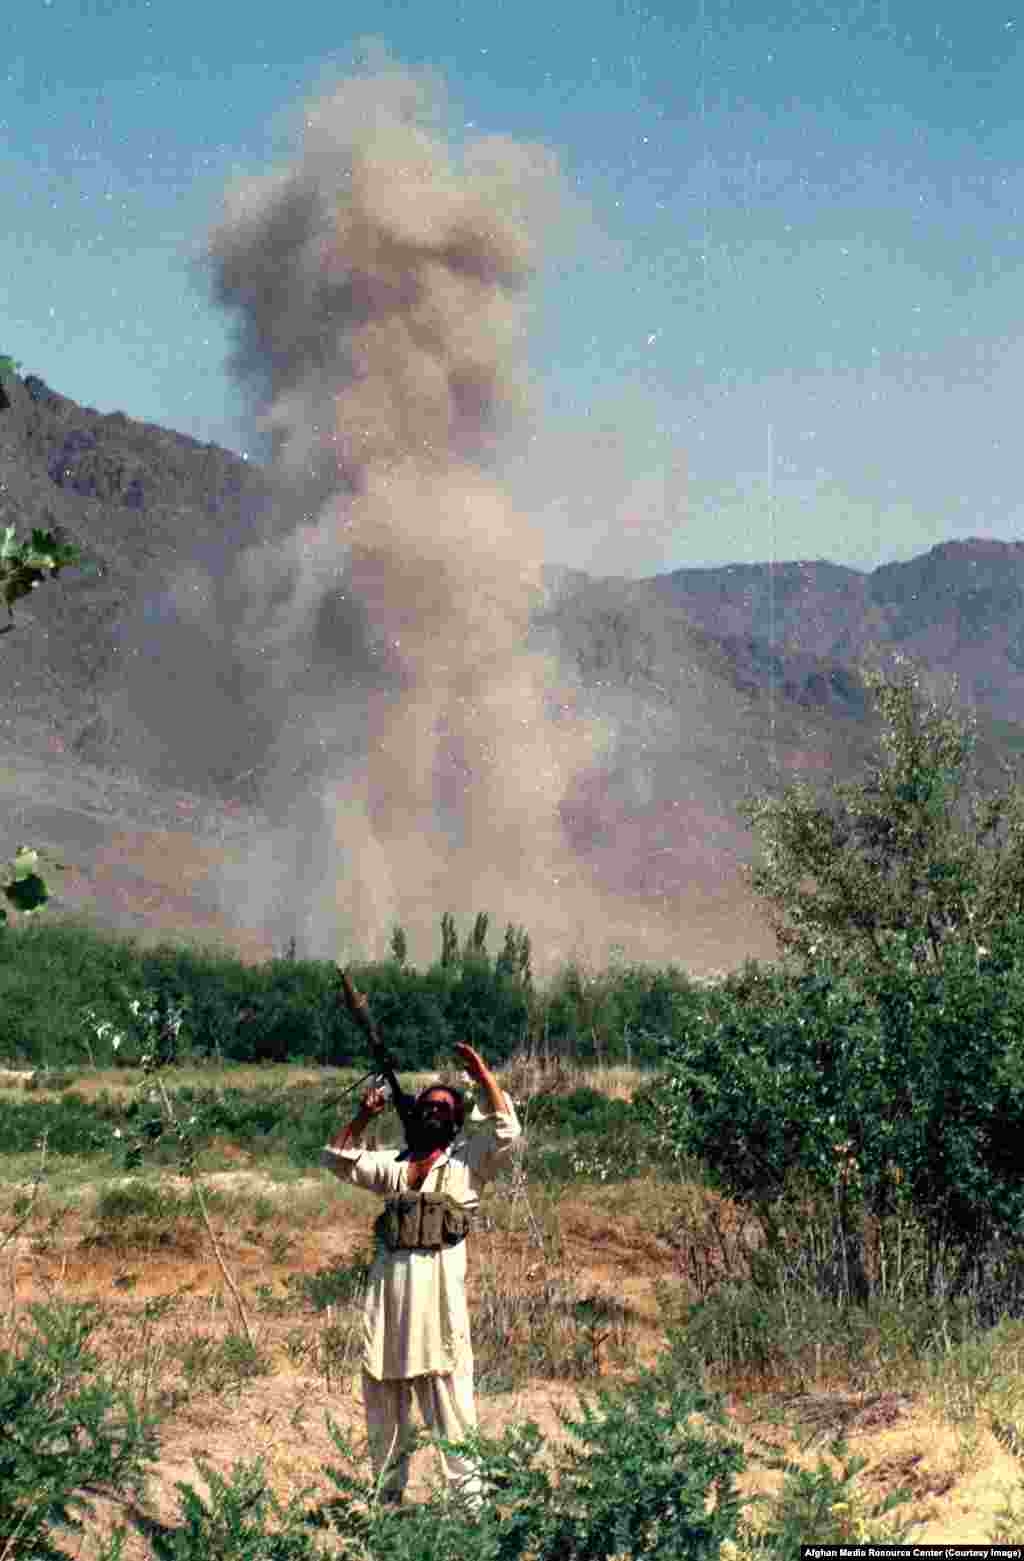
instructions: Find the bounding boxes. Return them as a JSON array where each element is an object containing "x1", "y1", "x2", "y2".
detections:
[{"x1": 337, "y1": 967, "x2": 417, "y2": 1135}]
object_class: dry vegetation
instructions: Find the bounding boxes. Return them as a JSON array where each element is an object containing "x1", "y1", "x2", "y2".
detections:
[{"x1": 5, "y1": 1054, "x2": 1024, "y2": 1556}]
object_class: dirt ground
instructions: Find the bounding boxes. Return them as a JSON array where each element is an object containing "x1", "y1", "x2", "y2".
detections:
[{"x1": 7, "y1": 1160, "x2": 1024, "y2": 1556}]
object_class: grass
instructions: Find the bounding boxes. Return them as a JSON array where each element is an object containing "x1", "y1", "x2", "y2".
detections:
[
  {"x1": 0, "y1": 1062, "x2": 341, "y2": 1104},
  {"x1": 0, "y1": 1058, "x2": 657, "y2": 1113}
]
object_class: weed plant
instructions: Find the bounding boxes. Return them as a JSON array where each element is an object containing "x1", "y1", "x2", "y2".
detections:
[
  {"x1": 0, "y1": 1300, "x2": 157, "y2": 1558},
  {"x1": 290, "y1": 1252, "x2": 374, "y2": 1313},
  {"x1": 87, "y1": 1180, "x2": 197, "y2": 1248},
  {"x1": 111, "y1": 1456, "x2": 326, "y2": 1561},
  {"x1": 735, "y1": 1433, "x2": 916, "y2": 1555},
  {"x1": 173, "y1": 1330, "x2": 272, "y2": 1396}
]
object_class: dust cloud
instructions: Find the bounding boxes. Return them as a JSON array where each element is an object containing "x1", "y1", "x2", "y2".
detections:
[{"x1": 126, "y1": 61, "x2": 721, "y2": 978}]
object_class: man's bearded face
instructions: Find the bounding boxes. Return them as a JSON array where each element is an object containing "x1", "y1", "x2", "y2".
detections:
[{"x1": 407, "y1": 1089, "x2": 459, "y2": 1154}]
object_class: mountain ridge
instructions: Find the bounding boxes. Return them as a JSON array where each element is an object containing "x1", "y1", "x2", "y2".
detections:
[{"x1": 651, "y1": 539, "x2": 1024, "y2": 725}]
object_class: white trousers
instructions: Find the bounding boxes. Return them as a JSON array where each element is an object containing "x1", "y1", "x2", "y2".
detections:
[{"x1": 361, "y1": 1368, "x2": 483, "y2": 1510}]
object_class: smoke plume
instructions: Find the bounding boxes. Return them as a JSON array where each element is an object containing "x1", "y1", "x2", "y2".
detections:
[{"x1": 110, "y1": 60, "x2": 745, "y2": 978}]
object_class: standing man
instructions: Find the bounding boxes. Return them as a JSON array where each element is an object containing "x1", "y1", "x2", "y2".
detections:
[{"x1": 321, "y1": 1042, "x2": 521, "y2": 1512}]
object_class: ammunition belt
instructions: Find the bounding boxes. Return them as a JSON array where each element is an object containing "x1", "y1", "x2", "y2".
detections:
[{"x1": 374, "y1": 1192, "x2": 473, "y2": 1252}]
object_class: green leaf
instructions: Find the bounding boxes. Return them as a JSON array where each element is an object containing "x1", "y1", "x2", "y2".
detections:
[
  {"x1": 11, "y1": 846, "x2": 41, "y2": 879},
  {"x1": 0, "y1": 528, "x2": 85, "y2": 623},
  {"x1": 4, "y1": 871, "x2": 50, "y2": 914}
]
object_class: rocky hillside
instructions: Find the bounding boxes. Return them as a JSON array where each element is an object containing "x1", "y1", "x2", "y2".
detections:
[
  {"x1": 0, "y1": 368, "x2": 282, "y2": 785},
  {"x1": 653, "y1": 541, "x2": 1024, "y2": 729}
]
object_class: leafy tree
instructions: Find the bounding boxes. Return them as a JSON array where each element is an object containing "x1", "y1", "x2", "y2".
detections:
[
  {"x1": 440, "y1": 910, "x2": 459, "y2": 968},
  {"x1": 464, "y1": 909, "x2": 489, "y2": 958},
  {"x1": 739, "y1": 652, "x2": 1024, "y2": 970},
  {"x1": 389, "y1": 922, "x2": 408, "y2": 966},
  {"x1": 496, "y1": 920, "x2": 533, "y2": 993}
]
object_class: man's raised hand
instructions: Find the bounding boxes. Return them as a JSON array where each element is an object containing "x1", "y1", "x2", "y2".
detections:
[
  {"x1": 452, "y1": 1042, "x2": 486, "y2": 1079},
  {"x1": 360, "y1": 1084, "x2": 389, "y2": 1117}
]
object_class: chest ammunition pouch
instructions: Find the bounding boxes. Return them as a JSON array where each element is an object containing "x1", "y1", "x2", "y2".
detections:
[{"x1": 375, "y1": 1192, "x2": 472, "y2": 1252}]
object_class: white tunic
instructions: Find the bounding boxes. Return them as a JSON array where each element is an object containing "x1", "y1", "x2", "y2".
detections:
[{"x1": 320, "y1": 1102, "x2": 522, "y2": 1381}]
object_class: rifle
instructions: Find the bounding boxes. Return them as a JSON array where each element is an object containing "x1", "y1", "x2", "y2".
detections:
[{"x1": 336, "y1": 967, "x2": 419, "y2": 1139}]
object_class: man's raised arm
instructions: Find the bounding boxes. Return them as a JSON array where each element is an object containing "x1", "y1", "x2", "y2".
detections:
[{"x1": 453, "y1": 1043, "x2": 511, "y2": 1115}]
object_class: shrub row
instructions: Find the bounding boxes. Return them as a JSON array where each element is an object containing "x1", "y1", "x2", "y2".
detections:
[
  {"x1": 0, "y1": 1080, "x2": 657, "y2": 1185},
  {"x1": 0, "y1": 1083, "x2": 354, "y2": 1168},
  {"x1": 0, "y1": 915, "x2": 708, "y2": 1072}
]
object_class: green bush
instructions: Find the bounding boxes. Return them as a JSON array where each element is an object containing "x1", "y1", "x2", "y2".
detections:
[
  {"x1": 862, "y1": 932, "x2": 1024, "y2": 1310},
  {"x1": 173, "y1": 1333, "x2": 273, "y2": 1397},
  {"x1": 630, "y1": 959, "x2": 875, "y2": 1205},
  {"x1": 521, "y1": 1087, "x2": 653, "y2": 1183},
  {"x1": 142, "y1": 1458, "x2": 324, "y2": 1561},
  {"x1": 308, "y1": 1364, "x2": 745, "y2": 1559},
  {"x1": 79, "y1": 1356, "x2": 749, "y2": 1559},
  {"x1": 0, "y1": 1089, "x2": 122, "y2": 1156},
  {"x1": 94, "y1": 1180, "x2": 170, "y2": 1222},
  {"x1": 0, "y1": 1301, "x2": 158, "y2": 1558},
  {"x1": 288, "y1": 1254, "x2": 373, "y2": 1313},
  {"x1": 633, "y1": 934, "x2": 1024, "y2": 1311},
  {"x1": 532, "y1": 1369, "x2": 744, "y2": 1558},
  {"x1": 164, "y1": 1082, "x2": 349, "y2": 1167},
  {"x1": 85, "y1": 1180, "x2": 204, "y2": 1253},
  {"x1": 523, "y1": 1085, "x2": 630, "y2": 1132}
]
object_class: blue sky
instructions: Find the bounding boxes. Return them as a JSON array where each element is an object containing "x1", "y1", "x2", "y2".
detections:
[{"x1": 4, "y1": 0, "x2": 1024, "y2": 576}]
